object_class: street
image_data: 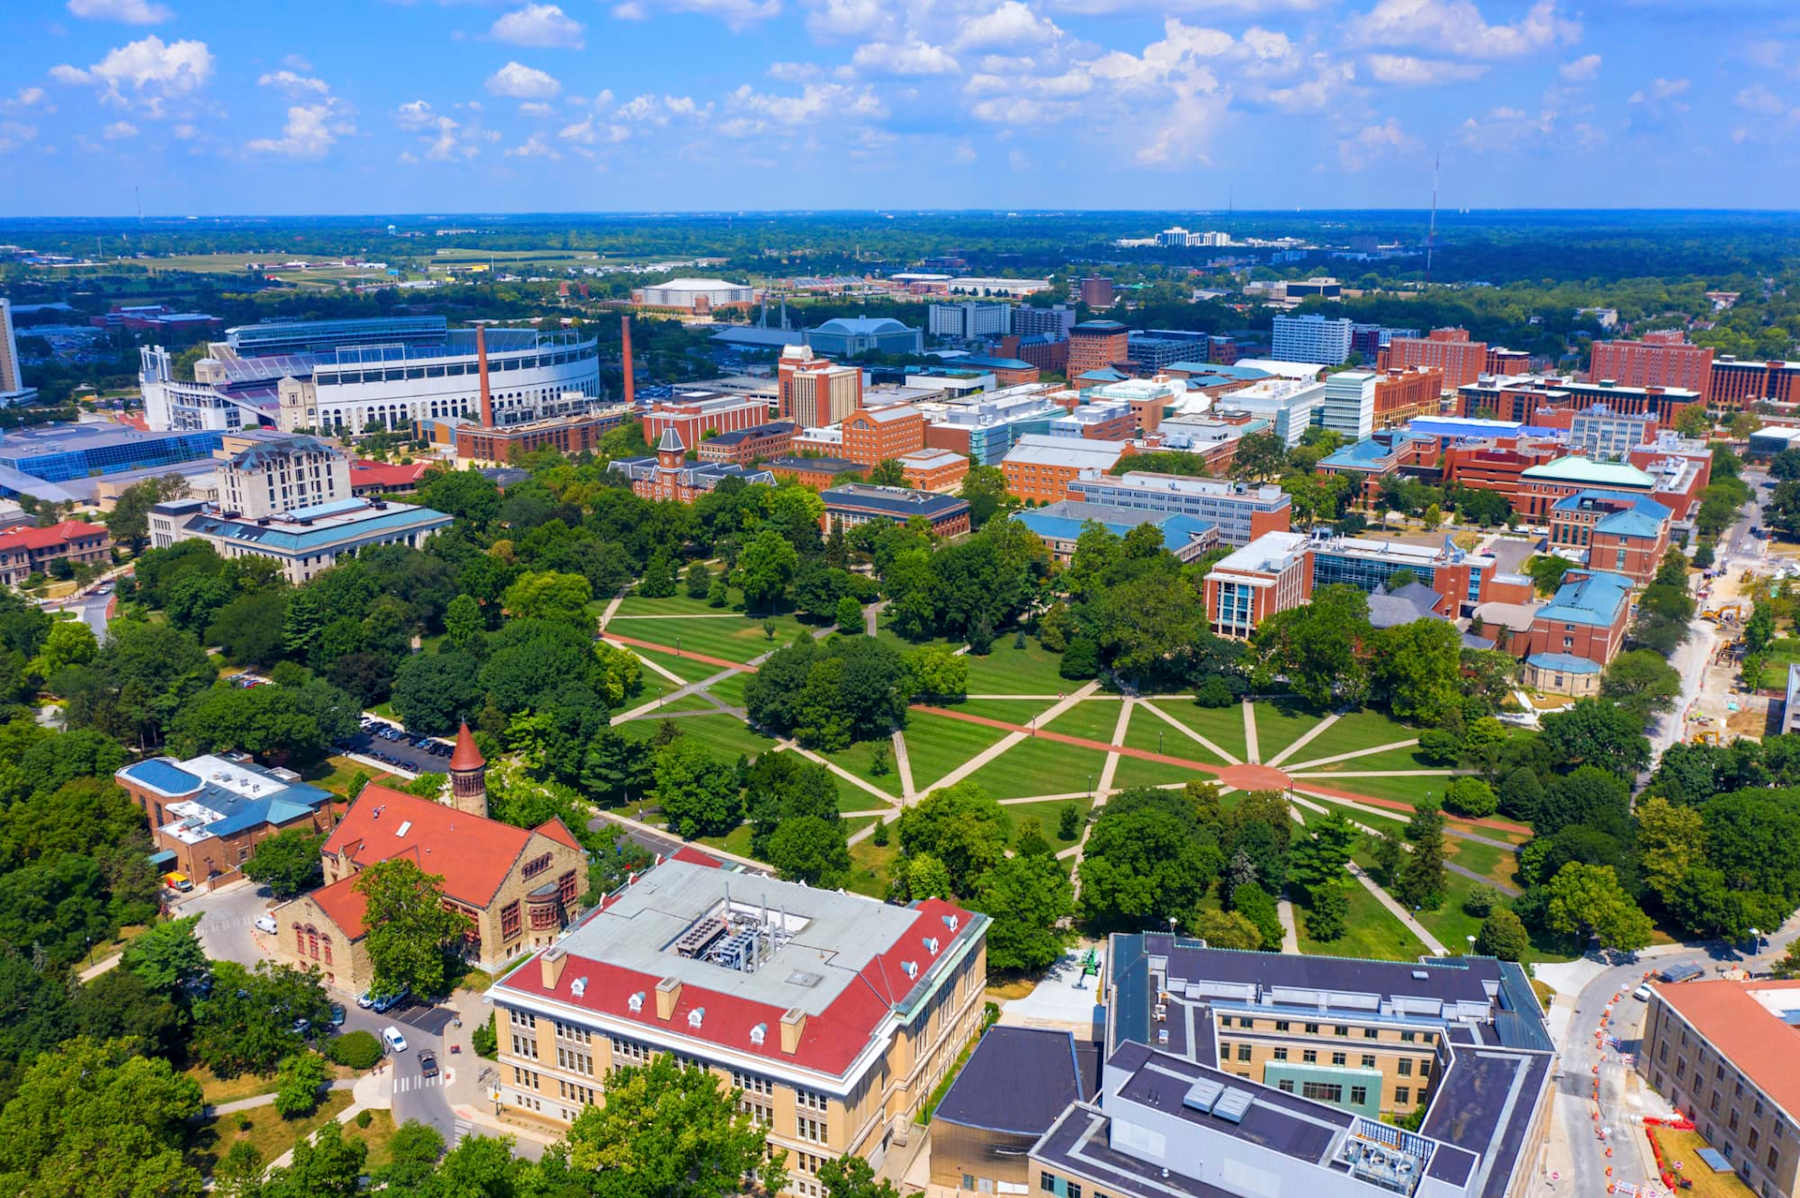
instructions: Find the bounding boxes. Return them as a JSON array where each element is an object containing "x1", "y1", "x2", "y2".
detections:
[{"x1": 1537, "y1": 915, "x2": 1800, "y2": 1198}]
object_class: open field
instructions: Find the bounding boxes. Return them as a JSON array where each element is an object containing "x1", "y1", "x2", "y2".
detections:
[
  {"x1": 958, "y1": 638, "x2": 1073, "y2": 694},
  {"x1": 1294, "y1": 883, "x2": 1431, "y2": 961},
  {"x1": 900, "y1": 710, "x2": 1016, "y2": 793},
  {"x1": 1141, "y1": 700, "x2": 1248, "y2": 762},
  {"x1": 1288, "y1": 709, "x2": 1418, "y2": 765},
  {"x1": 1042, "y1": 697, "x2": 1128, "y2": 744},
  {"x1": 1250, "y1": 698, "x2": 1329, "y2": 761},
  {"x1": 962, "y1": 735, "x2": 1108, "y2": 801}
]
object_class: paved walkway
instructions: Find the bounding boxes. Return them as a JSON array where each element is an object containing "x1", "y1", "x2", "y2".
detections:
[
  {"x1": 602, "y1": 633, "x2": 753, "y2": 675},
  {"x1": 1447, "y1": 860, "x2": 1520, "y2": 897},
  {"x1": 207, "y1": 1078, "x2": 356, "y2": 1117},
  {"x1": 1241, "y1": 698, "x2": 1261, "y2": 763},
  {"x1": 258, "y1": 1072, "x2": 390, "y2": 1174},
  {"x1": 910, "y1": 682, "x2": 1104, "y2": 794},
  {"x1": 891, "y1": 730, "x2": 915, "y2": 801},
  {"x1": 1276, "y1": 897, "x2": 1301, "y2": 952},
  {"x1": 1282, "y1": 737, "x2": 1421, "y2": 771},
  {"x1": 1346, "y1": 862, "x2": 1449, "y2": 956},
  {"x1": 1289, "y1": 781, "x2": 1530, "y2": 837},
  {"x1": 606, "y1": 612, "x2": 747, "y2": 619},
  {"x1": 1264, "y1": 711, "x2": 1340, "y2": 768}
]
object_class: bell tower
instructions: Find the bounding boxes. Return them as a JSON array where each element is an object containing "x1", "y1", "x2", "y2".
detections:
[{"x1": 448, "y1": 722, "x2": 487, "y2": 818}]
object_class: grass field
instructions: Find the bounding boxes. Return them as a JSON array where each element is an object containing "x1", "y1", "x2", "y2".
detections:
[
  {"x1": 901, "y1": 710, "x2": 1016, "y2": 793},
  {"x1": 1290, "y1": 709, "x2": 1418, "y2": 765},
  {"x1": 610, "y1": 612, "x2": 810, "y2": 664},
  {"x1": 1109, "y1": 755, "x2": 1211, "y2": 791},
  {"x1": 190, "y1": 1091, "x2": 355, "y2": 1178},
  {"x1": 707, "y1": 671, "x2": 751, "y2": 708},
  {"x1": 621, "y1": 643, "x2": 734, "y2": 685},
  {"x1": 1410, "y1": 872, "x2": 1488, "y2": 958},
  {"x1": 1121, "y1": 703, "x2": 1230, "y2": 767},
  {"x1": 1293, "y1": 742, "x2": 1434, "y2": 773},
  {"x1": 846, "y1": 831, "x2": 899, "y2": 898},
  {"x1": 962, "y1": 735, "x2": 1109, "y2": 800},
  {"x1": 651, "y1": 694, "x2": 718, "y2": 715},
  {"x1": 1448, "y1": 837, "x2": 1519, "y2": 889},
  {"x1": 1251, "y1": 698, "x2": 1329, "y2": 762},
  {"x1": 1754, "y1": 638, "x2": 1800, "y2": 689},
  {"x1": 343, "y1": 1109, "x2": 401, "y2": 1171},
  {"x1": 610, "y1": 592, "x2": 727, "y2": 619},
  {"x1": 1140, "y1": 700, "x2": 1248, "y2": 762},
  {"x1": 950, "y1": 697, "x2": 1060, "y2": 726},
  {"x1": 819, "y1": 737, "x2": 904, "y2": 798},
  {"x1": 696, "y1": 824, "x2": 755, "y2": 858},
  {"x1": 1042, "y1": 698, "x2": 1129, "y2": 744},
  {"x1": 1644, "y1": 1126, "x2": 1757, "y2": 1198},
  {"x1": 1299, "y1": 771, "x2": 1455, "y2": 808},
  {"x1": 1295, "y1": 882, "x2": 1431, "y2": 961},
  {"x1": 1000, "y1": 794, "x2": 1094, "y2": 843},
  {"x1": 959, "y1": 638, "x2": 1073, "y2": 694}
]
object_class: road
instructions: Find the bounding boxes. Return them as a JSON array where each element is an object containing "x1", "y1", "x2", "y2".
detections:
[{"x1": 1543, "y1": 916, "x2": 1800, "y2": 1198}]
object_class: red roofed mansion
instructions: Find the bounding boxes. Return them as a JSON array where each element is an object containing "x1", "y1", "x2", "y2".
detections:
[
  {"x1": 270, "y1": 726, "x2": 586, "y2": 992},
  {"x1": 486, "y1": 859, "x2": 989, "y2": 1192}
]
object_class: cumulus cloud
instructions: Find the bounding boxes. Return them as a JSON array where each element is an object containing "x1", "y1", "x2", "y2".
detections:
[
  {"x1": 248, "y1": 101, "x2": 354, "y2": 158},
  {"x1": 1366, "y1": 54, "x2": 1486, "y2": 85},
  {"x1": 102, "y1": 119, "x2": 138, "y2": 139},
  {"x1": 720, "y1": 81, "x2": 882, "y2": 136},
  {"x1": 3, "y1": 88, "x2": 46, "y2": 111},
  {"x1": 613, "y1": 0, "x2": 781, "y2": 28},
  {"x1": 505, "y1": 132, "x2": 560, "y2": 158},
  {"x1": 1339, "y1": 116, "x2": 1419, "y2": 170},
  {"x1": 850, "y1": 41, "x2": 960, "y2": 77},
  {"x1": 257, "y1": 70, "x2": 330, "y2": 97},
  {"x1": 1559, "y1": 53, "x2": 1600, "y2": 82},
  {"x1": 953, "y1": 2, "x2": 1061, "y2": 51},
  {"x1": 1352, "y1": 0, "x2": 1579, "y2": 60},
  {"x1": 1458, "y1": 104, "x2": 1555, "y2": 151},
  {"x1": 1734, "y1": 84, "x2": 1788, "y2": 117},
  {"x1": 485, "y1": 61, "x2": 561, "y2": 99},
  {"x1": 1630, "y1": 77, "x2": 1689, "y2": 103},
  {"x1": 492, "y1": 4, "x2": 585, "y2": 49},
  {"x1": 50, "y1": 35, "x2": 213, "y2": 115},
  {"x1": 394, "y1": 99, "x2": 482, "y2": 162},
  {"x1": 0, "y1": 122, "x2": 36, "y2": 153},
  {"x1": 559, "y1": 116, "x2": 629, "y2": 145},
  {"x1": 66, "y1": 0, "x2": 172, "y2": 25}
]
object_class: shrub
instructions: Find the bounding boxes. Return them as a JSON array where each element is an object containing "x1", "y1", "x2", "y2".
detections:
[
  {"x1": 1059, "y1": 638, "x2": 1099, "y2": 680},
  {"x1": 1444, "y1": 776, "x2": 1499, "y2": 818},
  {"x1": 1304, "y1": 884, "x2": 1348, "y2": 942},
  {"x1": 471, "y1": 1012, "x2": 498, "y2": 1059},
  {"x1": 355, "y1": 1109, "x2": 373, "y2": 1129},
  {"x1": 273, "y1": 1052, "x2": 327, "y2": 1119},
  {"x1": 872, "y1": 820, "x2": 890, "y2": 846},
  {"x1": 1193, "y1": 676, "x2": 1235, "y2": 708},
  {"x1": 1462, "y1": 885, "x2": 1501, "y2": 918},
  {"x1": 1057, "y1": 803, "x2": 1082, "y2": 840},
  {"x1": 236, "y1": 1114, "x2": 254, "y2": 1132},
  {"x1": 326, "y1": 1030, "x2": 382, "y2": 1070}
]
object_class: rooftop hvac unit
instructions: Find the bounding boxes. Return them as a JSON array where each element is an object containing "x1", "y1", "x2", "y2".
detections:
[
  {"x1": 901, "y1": 961, "x2": 918, "y2": 979},
  {"x1": 627, "y1": 991, "x2": 644, "y2": 1013},
  {"x1": 687, "y1": 1007, "x2": 705, "y2": 1029},
  {"x1": 570, "y1": 977, "x2": 587, "y2": 998}
]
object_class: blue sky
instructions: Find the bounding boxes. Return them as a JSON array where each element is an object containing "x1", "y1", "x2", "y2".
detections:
[{"x1": 2, "y1": 0, "x2": 1797, "y2": 215}]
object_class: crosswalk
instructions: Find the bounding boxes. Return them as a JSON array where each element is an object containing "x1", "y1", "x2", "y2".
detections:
[
  {"x1": 392, "y1": 1073, "x2": 451, "y2": 1095},
  {"x1": 451, "y1": 1118, "x2": 472, "y2": 1146}
]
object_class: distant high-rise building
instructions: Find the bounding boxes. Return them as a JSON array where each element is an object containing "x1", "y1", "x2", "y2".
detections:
[
  {"x1": 1077, "y1": 277, "x2": 1116, "y2": 308},
  {"x1": 1590, "y1": 333, "x2": 1714, "y2": 395},
  {"x1": 0, "y1": 298, "x2": 35, "y2": 405},
  {"x1": 1270, "y1": 314, "x2": 1353, "y2": 366},
  {"x1": 777, "y1": 346, "x2": 863, "y2": 427},
  {"x1": 1379, "y1": 327, "x2": 1489, "y2": 390},
  {"x1": 1012, "y1": 305, "x2": 1077, "y2": 338},
  {"x1": 1320, "y1": 370, "x2": 1378, "y2": 441},
  {"x1": 1067, "y1": 320, "x2": 1129, "y2": 380},
  {"x1": 927, "y1": 301, "x2": 1011, "y2": 341}
]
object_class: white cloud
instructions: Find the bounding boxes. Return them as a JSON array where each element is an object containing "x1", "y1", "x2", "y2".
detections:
[
  {"x1": 1734, "y1": 84, "x2": 1788, "y2": 117},
  {"x1": 50, "y1": 36, "x2": 213, "y2": 114},
  {"x1": 851, "y1": 40, "x2": 960, "y2": 76},
  {"x1": 102, "y1": 119, "x2": 138, "y2": 138},
  {"x1": 66, "y1": 0, "x2": 172, "y2": 25},
  {"x1": 722, "y1": 81, "x2": 882, "y2": 135},
  {"x1": 1366, "y1": 54, "x2": 1486, "y2": 85},
  {"x1": 505, "y1": 132, "x2": 560, "y2": 158},
  {"x1": 1458, "y1": 104, "x2": 1555, "y2": 151},
  {"x1": 614, "y1": 0, "x2": 780, "y2": 28},
  {"x1": 559, "y1": 116, "x2": 629, "y2": 145},
  {"x1": 1629, "y1": 77, "x2": 1689, "y2": 103},
  {"x1": 257, "y1": 69, "x2": 330, "y2": 97},
  {"x1": 492, "y1": 4, "x2": 585, "y2": 49},
  {"x1": 768, "y1": 61, "x2": 815, "y2": 82},
  {"x1": 519, "y1": 101, "x2": 554, "y2": 117},
  {"x1": 485, "y1": 61, "x2": 561, "y2": 99},
  {"x1": 1352, "y1": 0, "x2": 1579, "y2": 60},
  {"x1": 0, "y1": 122, "x2": 36, "y2": 153},
  {"x1": 953, "y1": 2, "x2": 1061, "y2": 51},
  {"x1": 3, "y1": 88, "x2": 46, "y2": 111},
  {"x1": 249, "y1": 99, "x2": 354, "y2": 158},
  {"x1": 802, "y1": 0, "x2": 886, "y2": 38},
  {"x1": 1559, "y1": 53, "x2": 1600, "y2": 82},
  {"x1": 395, "y1": 99, "x2": 437, "y2": 131},
  {"x1": 1339, "y1": 116, "x2": 1419, "y2": 170}
]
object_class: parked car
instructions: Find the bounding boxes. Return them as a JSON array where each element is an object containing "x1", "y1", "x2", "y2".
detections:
[
  {"x1": 419, "y1": 1050, "x2": 439, "y2": 1080},
  {"x1": 292, "y1": 1017, "x2": 311, "y2": 1036},
  {"x1": 329, "y1": 1003, "x2": 346, "y2": 1027},
  {"x1": 1634, "y1": 984, "x2": 1653, "y2": 1001},
  {"x1": 370, "y1": 985, "x2": 410, "y2": 1013},
  {"x1": 254, "y1": 913, "x2": 279, "y2": 934},
  {"x1": 1659, "y1": 963, "x2": 1704, "y2": 984},
  {"x1": 381, "y1": 1026, "x2": 408, "y2": 1054}
]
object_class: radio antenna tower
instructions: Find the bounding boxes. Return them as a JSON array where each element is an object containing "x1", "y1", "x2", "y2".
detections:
[{"x1": 1425, "y1": 153, "x2": 1439, "y2": 283}]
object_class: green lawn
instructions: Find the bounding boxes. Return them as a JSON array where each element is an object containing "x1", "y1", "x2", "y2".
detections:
[
  {"x1": 1295, "y1": 771, "x2": 1455, "y2": 809},
  {"x1": 962, "y1": 735, "x2": 1109, "y2": 801},
  {"x1": 1753, "y1": 638, "x2": 1800, "y2": 689},
  {"x1": 1000, "y1": 794, "x2": 1094, "y2": 844},
  {"x1": 1137, "y1": 700, "x2": 1247, "y2": 763},
  {"x1": 618, "y1": 713, "x2": 778, "y2": 761},
  {"x1": 610, "y1": 591, "x2": 738, "y2": 618},
  {"x1": 1290, "y1": 743, "x2": 1434, "y2": 773},
  {"x1": 1449, "y1": 837, "x2": 1519, "y2": 890},
  {"x1": 1121, "y1": 703, "x2": 1231, "y2": 767},
  {"x1": 1109, "y1": 754, "x2": 1212, "y2": 791},
  {"x1": 819, "y1": 737, "x2": 904, "y2": 798},
  {"x1": 846, "y1": 830, "x2": 899, "y2": 898},
  {"x1": 950, "y1": 697, "x2": 1060, "y2": 726},
  {"x1": 1042, "y1": 698, "x2": 1130, "y2": 745},
  {"x1": 651, "y1": 694, "x2": 718, "y2": 715},
  {"x1": 901, "y1": 710, "x2": 1017, "y2": 794},
  {"x1": 1410, "y1": 871, "x2": 1489, "y2": 958},
  {"x1": 1295, "y1": 882, "x2": 1432, "y2": 962},
  {"x1": 696, "y1": 824, "x2": 756, "y2": 859},
  {"x1": 622, "y1": 643, "x2": 735, "y2": 685},
  {"x1": 608, "y1": 612, "x2": 812, "y2": 665},
  {"x1": 706, "y1": 671, "x2": 751, "y2": 708},
  {"x1": 1251, "y1": 698, "x2": 1330, "y2": 762},
  {"x1": 959, "y1": 637, "x2": 1074, "y2": 694},
  {"x1": 1288, "y1": 708, "x2": 1418, "y2": 765},
  {"x1": 627, "y1": 669, "x2": 686, "y2": 706}
]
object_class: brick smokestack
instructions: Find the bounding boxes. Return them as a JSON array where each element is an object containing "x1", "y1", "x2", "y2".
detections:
[
  {"x1": 476, "y1": 324, "x2": 495, "y2": 429},
  {"x1": 620, "y1": 315, "x2": 635, "y2": 408}
]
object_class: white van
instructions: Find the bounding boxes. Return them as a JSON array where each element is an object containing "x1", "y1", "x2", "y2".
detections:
[{"x1": 381, "y1": 1025, "x2": 408, "y2": 1054}]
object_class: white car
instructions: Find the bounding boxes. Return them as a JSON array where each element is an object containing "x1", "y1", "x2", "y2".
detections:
[
  {"x1": 254, "y1": 914, "x2": 278, "y2": 934},
  {"x1": 381, "y1": 1025, "x2": 408, "y2": 1054}
]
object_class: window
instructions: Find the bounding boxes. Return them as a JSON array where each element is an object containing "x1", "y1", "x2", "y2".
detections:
[
  {"x1": 1747, "y1": 1129, "x2": 1760, "y2": 1151},
  {"x1": 557, "y1": 1046, "x2": 592, "y2": 1075},
  {"x1": 612, "y1": 1037, "x2": 650, "y2": 1067},
  {"x1": 1364, "y1": 1028, "x2": 1379, "y2": 1039},
  {"x1": 1395, "y1": 1087, "x2": 1410, "y2": 1104},
  {"x1": 1351, "y1": 1086, "x2": 1368, "y2": 1106},
  {"x1": 1334, "y1": 1026, "x2": 1349, "y2": 1037},
  {"x1": 1330, "y1": 1051, "x2": 1347, "y2": 1066},
  {"x1": 1274, "y1": 1048, "x2": 1289, "y2": 1061},
  {"x1": 1220, "y1": 1016, "x2": 1234, "y2": 1028},
  {"x1": 1220, "y1": 1043, "x2": 1232, "y2": 1060},
  {"x1": 1303, "y1": 1082, "x2": 1344, "y2": 1102},
  {"x1": 523, "y1": 853, "x2": 554, "y2": 880},
  {"x1": 501, "y1": 901, "x2": 521, "y2": 941},
  {"x1": 1237, "y1": 1044, "x2": 1252, "y2": 1063},
  {"x1": 1767, "y1": 1148, "x2": 1779, "y2": 1170},
  {"x1": 798, "y1": 1088, "x2": 830, "y2": 1112},
  {"x1": 513, "y1": 1066, "x2": 540, "y2": 1090},
  {"x1": 1730, "y1": 1112, "x2": 1740, "y2": 1133},
  {"x1": 797, "y1": 1116, "x2": 827, "y2": 1144},
  {"x1": 1362, "y1": 1054, "x2": 1377, "y2": 1069},
  {"x1": 1275, "y1": 1021, "x2": 1291, "y2": 1032},
  {"x1": 555, "y1": 1021, "x2": 590, "y2": 1044},
  {"x1": 1303, "y1": 1050, "x2": 1318, "y2": 1064},
  {"x1": 1305, "y1": 1023, "x2": 1320, "y2": 1034},
  {"x1": 1400, "y1": 1031, "x2": 1417, "y2": 1043},
  {"x1": 1417, "y1": 1060, "x2": 1430, "y2": 1078},
  {"x1": 1041, "y1": 1173, "x2": 1056, "y2": 1193},
  {"x1": 512, "y1": 1033, "x2": 539, "y2": 1060},
  {"x1": 1278, "y1": 1080, "x2": 1295, "y2": 1094},
  {"x1": 1068, "y1": 1186, "x2": 1082, "y2": 1198},
  {"x1": 1397, "y1": 1059, "x2": 1413, "y2": 1076}
]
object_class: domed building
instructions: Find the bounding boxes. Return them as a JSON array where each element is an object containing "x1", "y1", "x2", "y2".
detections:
[{"x1": 806, "y1": 316, "x2": 922, "y2": 358}]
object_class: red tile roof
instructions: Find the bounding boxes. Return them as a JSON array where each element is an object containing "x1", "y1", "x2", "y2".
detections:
[
  {"x1": 1654, "y1": 979, "x2": 1800, "y2": 1121},
  {"x1": 321, "y1": 784, "x2": 574, "y2": 909},
  {"x1": 0, "y1": 520, "x2": 109, "y2": 552},
  {"x1": 671, "y1": 845, "x2": 723, "y2": 868},
  {"x1": 349, "y1": 460, "x2": 431, "y2": 489},
  {"x1": 496, "y1": 896, "x2": 978, "y2": 1079},
  {"x1": 308, "y1": 872, "x2": 372, "y2": 939},
  {"x1": 449, "y1": 723, "x2": 484, "y2": 772}
]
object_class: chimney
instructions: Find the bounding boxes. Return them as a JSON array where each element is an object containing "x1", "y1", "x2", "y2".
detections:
[
  {"x1": 620, "y1": 316, "x2": 635, "y2": 409},
  {"x1": 780, "y1": 1007, "x2": 806, "y2": 1053},
  {"x1": 476, "y1": 324, "x2": 495, "y2": 429},
  {"x1": 655, "y1": 975, "x2": 682, "y2": 1019},
  {"x1": 540, "y1": 946, "x2": 567, "y2": 989}
]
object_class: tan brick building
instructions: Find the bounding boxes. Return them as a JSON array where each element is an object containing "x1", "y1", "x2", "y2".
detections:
[
  {"x1": 485, "y1": 860, "x2": 989, "y2": 1197},
  {"x1": 270, "y1": 728, "x2": 585, "y2": 993},
  {"x1": 117, "y1": 754, "x2": 337, "y2": 889}
]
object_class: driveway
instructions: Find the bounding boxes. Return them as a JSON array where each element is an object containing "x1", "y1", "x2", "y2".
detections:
[
  {"x1": 337, "y1": 725, "x2": 455, "y2": 775},
  {"x1": 173, "y1": 878, "x2": 275, "y2": 969}
]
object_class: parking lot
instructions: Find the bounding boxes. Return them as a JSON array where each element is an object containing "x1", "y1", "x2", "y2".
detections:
[{"x1": 336, "y1": 718, "x2": 455, "y2": 775}]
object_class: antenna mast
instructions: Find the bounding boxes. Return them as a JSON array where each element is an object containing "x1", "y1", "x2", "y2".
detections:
[{"x1": 1426, "y1": 153, "x2": 1439, "y2": 284}]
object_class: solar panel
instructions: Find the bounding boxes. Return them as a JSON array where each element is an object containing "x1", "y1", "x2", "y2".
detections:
[
  {"x1": 1182, "y1": 1077, "x2": 1225, "y2": 1113},
  {"x1": 1213, "y1": 1088, "x2": 1253, "y2": 1124}
]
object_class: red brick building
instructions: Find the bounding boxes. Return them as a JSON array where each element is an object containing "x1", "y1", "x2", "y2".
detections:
[
  {"x1": 1521, "y1": 569, "x2": 1632, "y2": 668},
  {"x1": 1548, "y1": 490, "x2": 1672, "y2": 584},
  {"x1": 696, "y1": 421, "x2": 796, "y2": 465},
  {"x1": 1709, "y1": 357, "x2": 1800, "y2": 412},
  {"x1": 999, "y1": 334, "x2": 1068, "y2": 375},
  {"x1": 453, "y1": 409, "x2": 627, "y2": 464},
  {"x1": 1202, "y1": 531, "x2": 1313, "y2": 640},
  {"x1": 1590, "y1": 333, "x2": 1714, "y2": 394},
  {"x1": 0, "y1": 520, "x2": 112, "y2": 585},
  {"x1": 1379, "y1": 328, "x2": 1489, "y2": 390},
  {"x1": 1067, "y1": 321, "x2": 1129, "y2": 381},
  {"x1": 766, "y1": 456, "x2": 868, "y2": 489},
  {"x1": 820, "y1": 484, "x2": 971, "y2": 537},
  {"x1": 1373, "y1": 367, "x2": 1445, "y2": 428},
  {"x1": 116, "y1": 754, "x2": 336, "y2": 889},
  {"x1": 642, "y1": 393, "x2": 772, "y2": 449},
  {"x1": 898, "y1": 448, "x2": 970, "y2": 492},
  {"x1": 1485, "y1": 347, "x2": 1532, "y2": 374},
  {"x1": 1440, "y1": 437, "x2": 1565, "y2": 510},
  {"x1": 1000, "y1": 435, "x2": 1132, "y2": 504},
  {"x1": 348, "y1": 460, "x2": 431, "y2": 496},
  {"x1": 841, "y1": 405, "x2": 926, "y2": 466},
  {"x1": 1077, "y1": 277, "x2": 1116, "y2": 308}
]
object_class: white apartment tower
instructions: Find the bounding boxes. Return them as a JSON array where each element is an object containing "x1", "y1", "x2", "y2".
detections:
[
  {"x1": 1271, "y1": 314, "x2": 1354, "y2": 366},
  {"x1": 218, "y1": 435, "x2": 352, "y2": 518}
]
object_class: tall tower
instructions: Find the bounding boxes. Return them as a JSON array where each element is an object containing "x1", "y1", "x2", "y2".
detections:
[
  {"x1": 448, "y1": 722, "x2": 487, "y2": 818},
  {"x1": 0, "y1": 298, "x2": 22, "y2": 395}
]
